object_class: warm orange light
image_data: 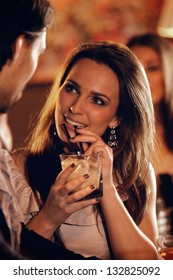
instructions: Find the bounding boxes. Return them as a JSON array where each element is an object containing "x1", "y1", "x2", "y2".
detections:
[{"x1": 157, "y1": 0, "x2": 173, "y2": 38}]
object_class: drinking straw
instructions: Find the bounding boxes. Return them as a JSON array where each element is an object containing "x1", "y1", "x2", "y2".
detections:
[
  {"x1": 61, "y1": 123, "x2": 79, "y2": 153},
  {"x1": 61, "y1": 123, "x2": 85, "y2": 154},
  {"x1": 74, "y1": 125, "x2": 85, "y2": 154}
]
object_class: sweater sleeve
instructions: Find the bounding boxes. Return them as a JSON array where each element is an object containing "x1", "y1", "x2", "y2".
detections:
[
  {"x1": 0, "y1": 232, "x2": 23, "y2": 260},
  {"x1": 20, "y1": 224, "x2": 99, "y2": 260}
]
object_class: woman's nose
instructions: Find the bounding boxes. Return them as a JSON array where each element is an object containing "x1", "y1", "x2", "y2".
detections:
[
  {"x1": 69, "y1": 106, "x2": 75, "y2": 114},
  {"x1": 69, "y1": 99, "x2": 84, "y2": 115}
]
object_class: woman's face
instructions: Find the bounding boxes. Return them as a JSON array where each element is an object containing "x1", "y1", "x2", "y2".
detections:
[
  {"x1": 55, "y1": 58, "x2": 119, "y2": 143},
  {"x1": 130, "y1": 45, "x2": 165, "y2": 105}
]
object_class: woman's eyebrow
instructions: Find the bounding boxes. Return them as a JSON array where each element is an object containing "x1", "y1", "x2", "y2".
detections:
[
  {"x1": 66, "y1": 79, "x2": 80, "y2": 88},
  {"x1": 66, "y1": 78, "x2": 110, "y2": 101},
  {"x1": 91, "y1": 91, "x2": 110, "y2": 101}
]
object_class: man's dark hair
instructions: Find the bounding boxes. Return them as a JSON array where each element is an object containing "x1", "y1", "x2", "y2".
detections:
[{"x1": 0, "y1": 0, "x2": 54, "y2": 70}]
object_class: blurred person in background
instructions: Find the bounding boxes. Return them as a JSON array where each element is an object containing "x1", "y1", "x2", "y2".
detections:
[{"x1": 128, "y1": 33, "x2": 173, "y2": 235}]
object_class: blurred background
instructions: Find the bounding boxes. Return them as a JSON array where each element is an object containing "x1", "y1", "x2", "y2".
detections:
[{"x1": 9, "y1": 0, "x2": 171, "y2": 148}]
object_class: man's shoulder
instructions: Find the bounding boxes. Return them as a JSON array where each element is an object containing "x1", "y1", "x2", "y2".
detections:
[{"x1": 11, "y1": 149, "x2": 28, "y2": 176}]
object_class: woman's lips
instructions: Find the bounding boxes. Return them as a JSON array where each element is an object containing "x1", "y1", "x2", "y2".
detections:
[
  {"x1": 64, "y1": 116, "x2": 87, "y2": 129},
  {"x1": 62, "y1": 117, "x2": 87, "y2": 139},
  {"x1": 65, "y1": 121, "x2": 75, "y2": 132}
]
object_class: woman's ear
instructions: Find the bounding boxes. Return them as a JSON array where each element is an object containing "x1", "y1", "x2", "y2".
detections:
[
  {"x1": 109, "y1": 117, "x2": 120, "y2": 129},
  {"x1": 12, "y1": 35, "x2": 25, "y2": 61}
]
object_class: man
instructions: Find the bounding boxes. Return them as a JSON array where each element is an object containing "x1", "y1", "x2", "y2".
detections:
[
  {"x1": 0, "y1": 0, "x2": 97, "y2": 260},
  {"x1": 0, "y1": 0, "x2": 54, "y2": 259}
]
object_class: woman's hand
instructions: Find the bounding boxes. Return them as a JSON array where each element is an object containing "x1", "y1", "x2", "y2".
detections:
[{"x1": 26, "y1": 162, "x2": 99, "y2": 239}]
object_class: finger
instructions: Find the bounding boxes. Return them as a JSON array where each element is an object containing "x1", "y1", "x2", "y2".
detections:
[
  {"x1": 93, "y1": 145, "x2": 112, "y2": 156},
  {"x1": 67, "y1": 196, "x2": 101, "y2": 212},
  {"x1": 55, "y1": 162, "x2": 77, "y2": 185},
  {"x1": 86, "y1": 143, "x2": 111, "y2": 158},
  {"x1": 70, "y1": 134, "x2": 99, "y2": 145},
  {"x1": 71, "y1": 136, "x2": 105, "y2": 155},
  {"x1": 58, "y1": 173, "x2": 90, "y2": 197},
  {"x1": 66, "y1": 184, "x2": 97, "y2": 203},
  {"x1": 70, "y1": 128, "x2": 100, "y2": 145}
]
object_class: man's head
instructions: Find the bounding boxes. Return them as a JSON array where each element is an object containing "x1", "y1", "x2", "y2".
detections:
[{"x1": 0, "y1": 0, "x2": 54, "y2": 113}]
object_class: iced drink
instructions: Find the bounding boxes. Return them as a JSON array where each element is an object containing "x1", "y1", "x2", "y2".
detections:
[{"x1": 60, "y1": 153, "x2": 102, "y2": 199}]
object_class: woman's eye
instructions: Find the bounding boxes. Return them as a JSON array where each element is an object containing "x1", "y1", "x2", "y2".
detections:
[
  {"x1": 92, "y1": 96, "x2": 106, "y2": 106},
  {"x1": 147, "y1": 65, "x2": 161, "y2": 72},
  {"x1": 65, "y1": 84, "x2": 78, "y2": 94}
]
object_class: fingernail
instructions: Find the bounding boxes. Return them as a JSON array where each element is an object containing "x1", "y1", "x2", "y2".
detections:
[
  {"x1": 96, "y1": 197, "x2": 101, "y2": 202},
  {"x1": 71, "y1": 163, "x2": 76, "y2": 168},
  {"x1": 90, "y1": 184, "x2": 96, "y2": 190},
  {"x1": 84, "y1": 174, "x2": 89, "y2": 179}
]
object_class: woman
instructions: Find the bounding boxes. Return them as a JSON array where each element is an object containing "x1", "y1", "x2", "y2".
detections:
[
  {"x1": 9, "y1": 41, "x2": 158, "y2": 259},
  {"x1": 127, "y1": 33, "x2": 173, "y2": 235}
]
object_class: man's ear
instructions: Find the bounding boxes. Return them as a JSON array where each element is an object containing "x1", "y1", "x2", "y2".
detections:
[
  {"x1": 12, "y1": 35, "x2": 25, "y2": 61},
  {"x1": 109, "y1": 117, "x2": 120, "y2": 129}
]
